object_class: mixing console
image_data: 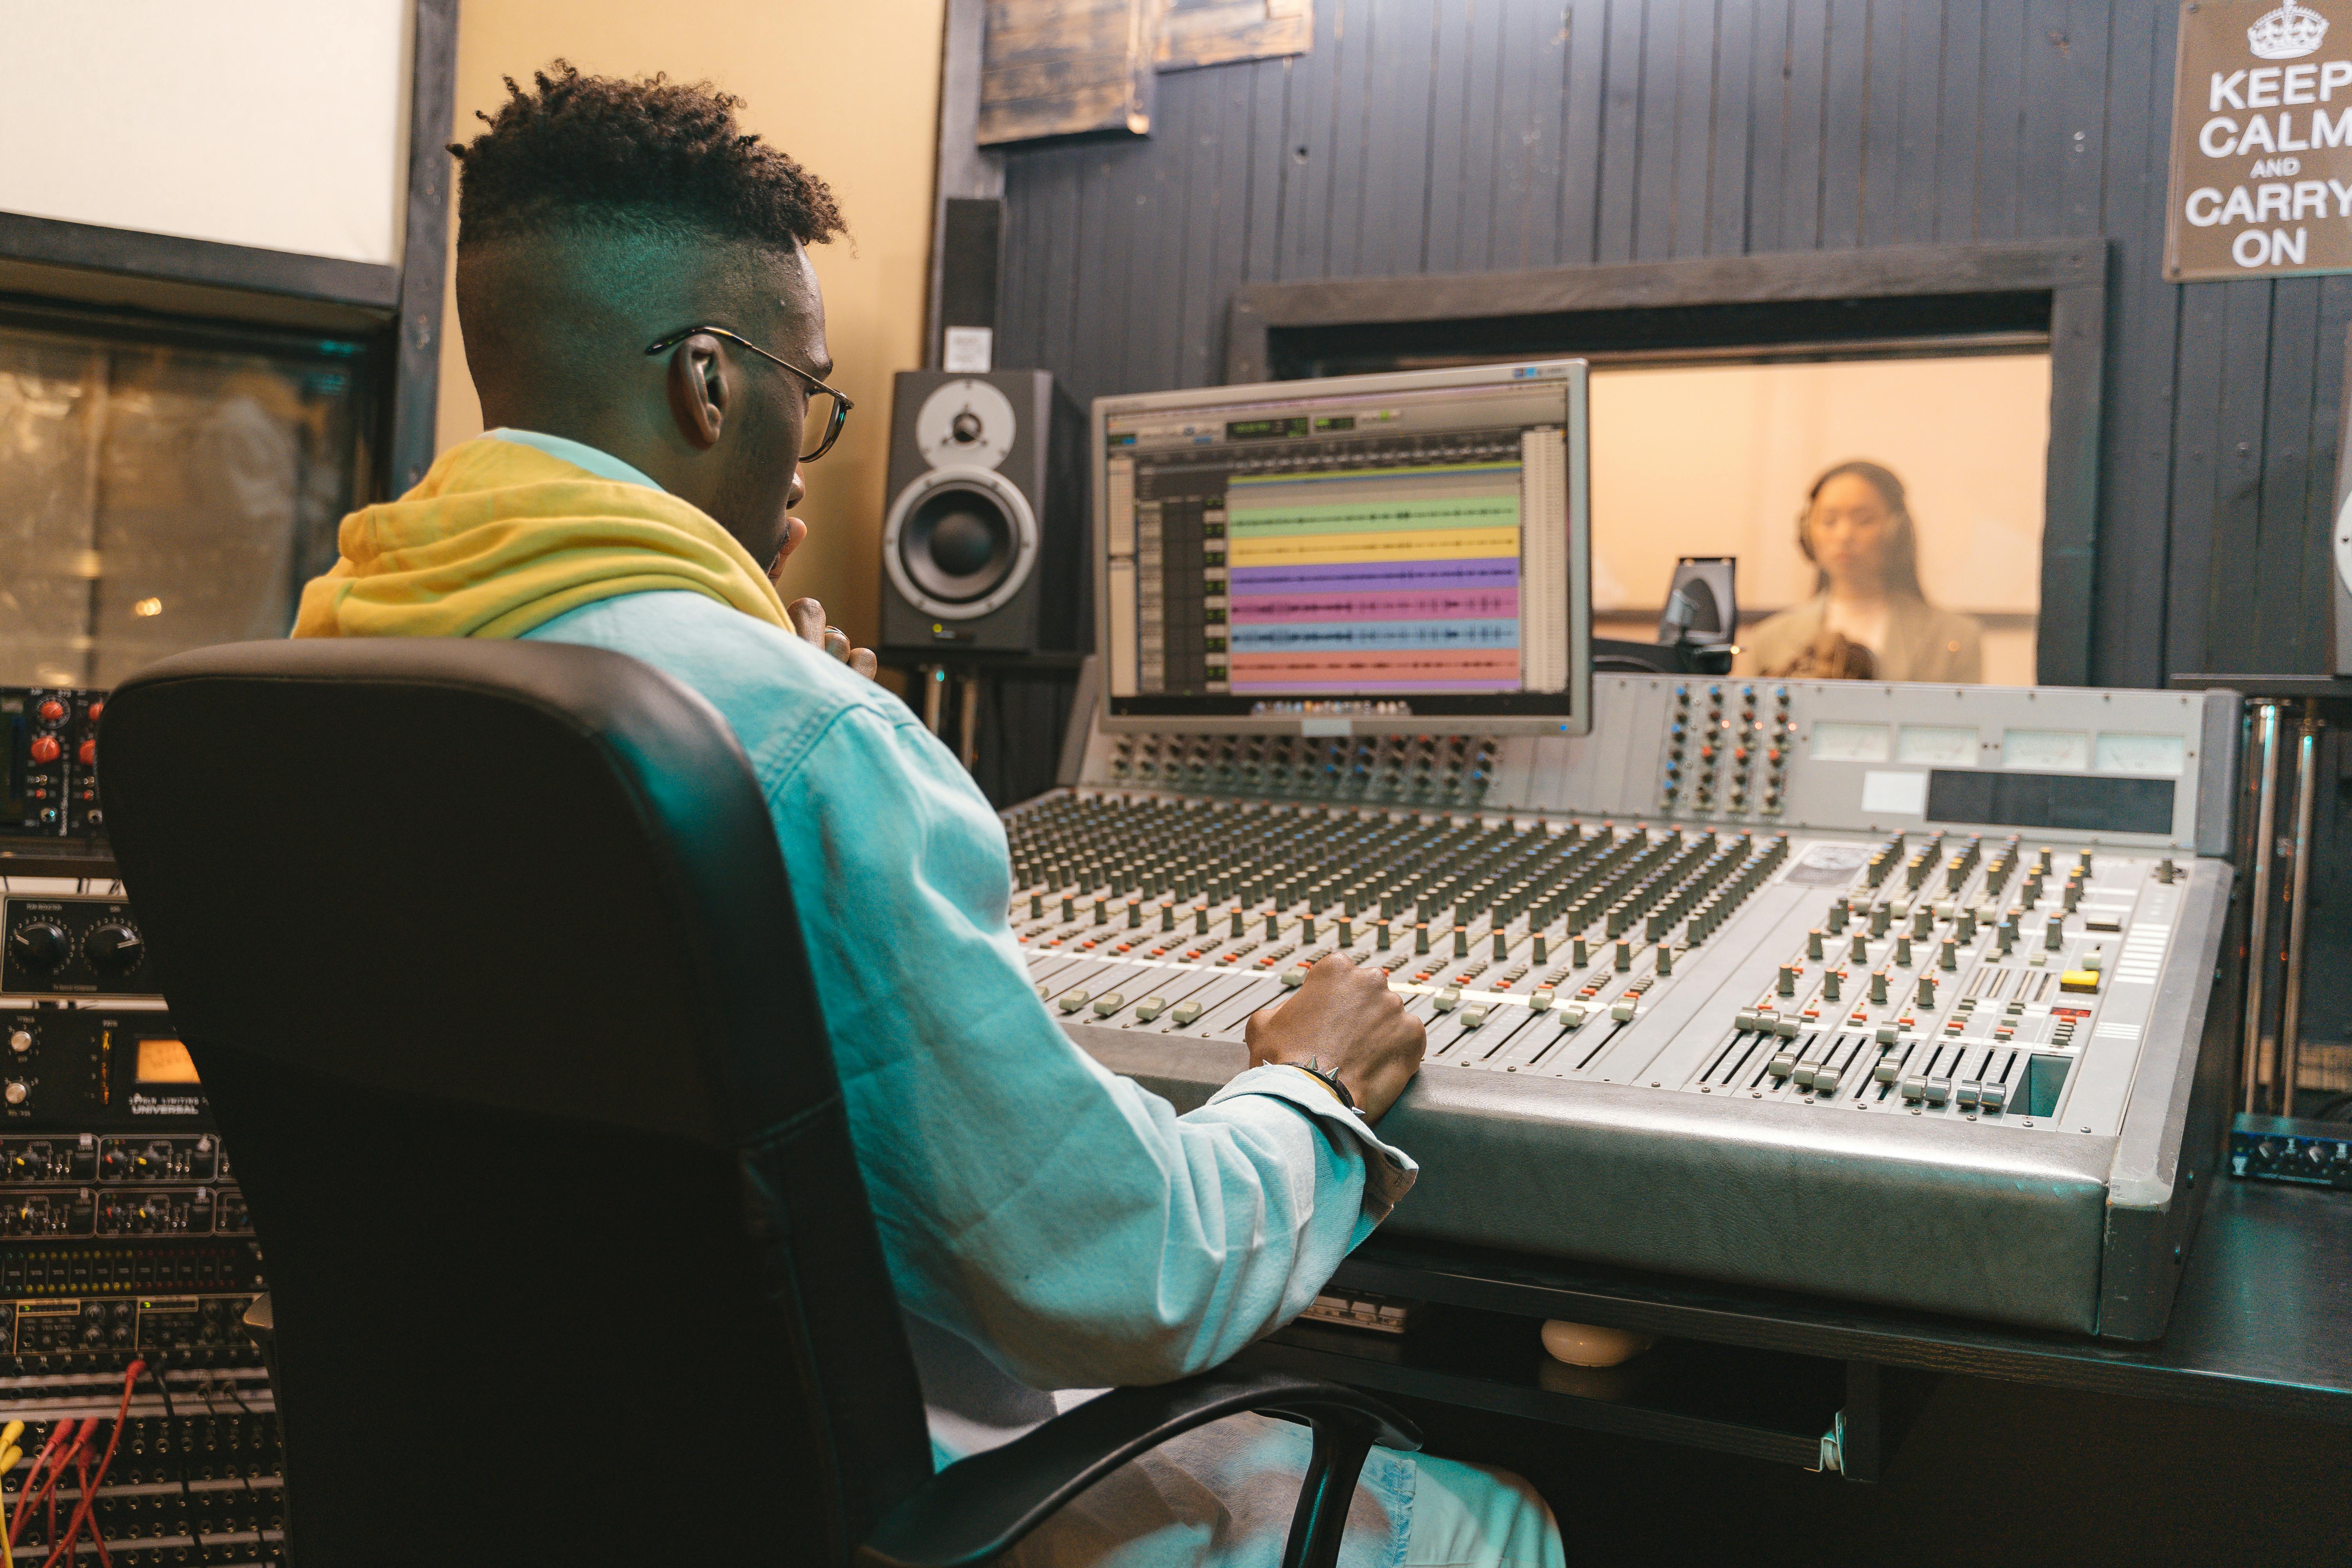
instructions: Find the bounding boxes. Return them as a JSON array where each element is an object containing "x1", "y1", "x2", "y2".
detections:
[
  {"x1": 1014, "y1": 674, "x2": 2242, "y2": 1339},
  {"x1": 1014, "y1": 796, "x2": 2196, "y2": 1140}
]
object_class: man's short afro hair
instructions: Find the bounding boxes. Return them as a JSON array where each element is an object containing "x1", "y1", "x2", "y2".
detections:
[{"x1": 450, "y1": 62, "x2": 846, "y2": 252}]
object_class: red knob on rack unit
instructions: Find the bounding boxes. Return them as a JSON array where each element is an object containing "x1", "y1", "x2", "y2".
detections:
[
  {"x1": 77, "y1": 740, "x2": 96, "y2": 766},
  {"x1": 27, "y1": 737, "x2": 60, "y2": 764},
  {"x1": 86, "y1": 701, "x2": 103, "y2": 722},
  {"x1": 35, "y1": 701, "x2": 65, "y2": 724}
]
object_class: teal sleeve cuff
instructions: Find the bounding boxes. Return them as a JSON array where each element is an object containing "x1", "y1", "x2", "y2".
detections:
[{"x1": 1203, "y1": 1065, "x2": 1419, "y2": 1219}]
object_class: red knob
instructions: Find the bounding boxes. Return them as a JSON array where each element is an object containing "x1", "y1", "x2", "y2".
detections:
[
  {"x1": 35, "y1": 701, "x2": 65, "y2": 724},
  {"x1": 77, "y1": 740, "x2": 96, "y2": 766},
  {"x1": 27, "y1": 737, "x2": 61, "y2": 764},
  {"x1": 86, "y1": 701, "x2": 103, "y2": 722}
]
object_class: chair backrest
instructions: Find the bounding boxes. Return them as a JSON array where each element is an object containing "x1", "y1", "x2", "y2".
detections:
[{"x1": 100, "y1": 638, "x2": 935, "y2": 1566}]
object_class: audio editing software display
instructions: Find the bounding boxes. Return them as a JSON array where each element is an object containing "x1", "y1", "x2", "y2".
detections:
[{"x1": 1094, "y1": 363, "x2": 1591, "y2": 734}]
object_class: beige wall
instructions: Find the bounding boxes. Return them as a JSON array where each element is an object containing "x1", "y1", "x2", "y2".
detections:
[
  {"x1": 1589, "y1": 354, "x2": 2051, "y2": 686},
  {"x1": 432, "y1": 0, "x2": 947, "y2": 648}
]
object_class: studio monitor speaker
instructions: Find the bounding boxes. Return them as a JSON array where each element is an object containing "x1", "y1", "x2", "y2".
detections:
[{"x1": 881, "y1": 370, "x2": 1087, "y2": 653}]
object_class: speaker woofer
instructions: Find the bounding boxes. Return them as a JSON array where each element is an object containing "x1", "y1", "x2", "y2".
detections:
[
  {"x1": 881, "y1": 466, "x2": 1039, "y2": 621},
  {"x1": 904, "y1": 488, "x2": 1013, "y2": 601}
]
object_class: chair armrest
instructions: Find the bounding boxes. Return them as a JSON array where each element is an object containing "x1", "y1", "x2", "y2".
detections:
[{"x1": 855, "y1": 1369, "x2": 1420, "y2": 1568}]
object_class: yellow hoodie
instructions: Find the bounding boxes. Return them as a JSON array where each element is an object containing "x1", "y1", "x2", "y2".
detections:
[{"x1": 292, "y1": 436, "x2": 790, "y2": 640}]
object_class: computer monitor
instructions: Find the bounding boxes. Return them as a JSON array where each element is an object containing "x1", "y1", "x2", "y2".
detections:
[{"x1": 1092, "y1": 361, "x2": 1591, "y2": 737}]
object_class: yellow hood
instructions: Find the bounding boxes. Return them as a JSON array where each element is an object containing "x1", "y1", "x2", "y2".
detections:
[{"x1": 292, "y1": 436, "x2": 789, "y2": 640}]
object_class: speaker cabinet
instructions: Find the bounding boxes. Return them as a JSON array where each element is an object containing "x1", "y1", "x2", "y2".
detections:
[{"x1": 880, "y1": 370, "x2": 1087, "y2": 653}]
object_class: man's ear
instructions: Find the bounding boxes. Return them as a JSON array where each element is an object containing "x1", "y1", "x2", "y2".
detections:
[{"x1": 664, "y1": 333, "x2": 728, "y2": 450}]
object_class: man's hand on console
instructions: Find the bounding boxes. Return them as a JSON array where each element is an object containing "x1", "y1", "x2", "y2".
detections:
[
  {"x1": 784, "y1": 595, "x2": 879, "y2": 681},
  {"x1": 1243, "y1": 955, "x2": 1425, "y2": 1122}
]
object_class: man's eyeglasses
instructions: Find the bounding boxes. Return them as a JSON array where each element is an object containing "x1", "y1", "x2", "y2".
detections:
[{"x1": 643, "y1": 325, "x2": 853, "y2": 462}]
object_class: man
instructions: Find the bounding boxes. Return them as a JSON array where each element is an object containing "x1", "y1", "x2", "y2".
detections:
[{"x1": 296, "y1": 64, "x2": 1563, "y2": 1568}]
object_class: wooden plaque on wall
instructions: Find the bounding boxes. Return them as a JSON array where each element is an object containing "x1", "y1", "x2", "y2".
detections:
[
  {"x1": 1157, "y1": 0, "x2": 1311, "y2": 73},
  {"x1": 978, "y1": 0, "x2": 1158, "y2": 146}
]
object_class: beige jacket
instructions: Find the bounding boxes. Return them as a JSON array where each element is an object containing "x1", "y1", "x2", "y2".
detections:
[{"x1": 1738, "y1": 594, "x2": 1984, "y2": 684}]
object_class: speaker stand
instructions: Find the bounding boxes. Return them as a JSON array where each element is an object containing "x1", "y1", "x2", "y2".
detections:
[
  {"x1": 881, "y1": 649, "x2": 1090, "y2": 809},
  {"x1": 958, "y1": 674, "x2": 983, "y2": 770},
  {"x1": 920, "y1": 664, "x2": 949, "y2": 735}
]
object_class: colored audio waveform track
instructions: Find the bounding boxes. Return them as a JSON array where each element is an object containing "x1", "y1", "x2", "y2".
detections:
[
  {"x1": 1225, "y1": 498, "x2": 1521, "y2": 536},
  {"x1": 1227, "y1": 561, "x2": 1519, "y2": 594},
  {"x1": 1228, "y1": 590, "x2": 1520, "y2": 622},
  {"x1": 1227, "y1": 459, "x2": 1522, "y2": 490},
  {"x1": 1225, "y1": 528, "x2": 1519, "y2": 568},
  {"x1": 1228, "y1": 651, "x2": 1519, "y2": 693},
  {"x1": 1230, "y1": 620, "x2": 1519, "y2": 652}
]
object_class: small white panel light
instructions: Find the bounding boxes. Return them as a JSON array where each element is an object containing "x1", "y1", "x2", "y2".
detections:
[{"x1": 1860, "y1": 770, "x2": 1929, "y2": 816}]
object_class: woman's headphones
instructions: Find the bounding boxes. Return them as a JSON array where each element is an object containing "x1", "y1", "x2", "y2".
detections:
[{"x1": 1795, "y1": 460, "x2": 1910, "y2": 562}]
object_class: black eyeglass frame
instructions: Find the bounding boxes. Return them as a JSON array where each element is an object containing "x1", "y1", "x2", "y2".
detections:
[{"x1": 643, "y1": 325, "x2": 854, "y2": 461}]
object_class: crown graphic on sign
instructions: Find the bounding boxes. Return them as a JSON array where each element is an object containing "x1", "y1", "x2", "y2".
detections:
[{"x1": 2249, "y1": 0, "x2": 2329, "y2": 59}]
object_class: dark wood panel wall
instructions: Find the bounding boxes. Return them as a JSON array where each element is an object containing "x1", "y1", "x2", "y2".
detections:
[{"x1": 993, "y1": 0, "x2": 2346, "y2": 690}]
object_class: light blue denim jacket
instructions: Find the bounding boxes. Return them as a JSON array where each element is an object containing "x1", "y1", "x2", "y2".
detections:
[{"x1": 522, "y1": 588, "x2": 1418, "y2": 1425}]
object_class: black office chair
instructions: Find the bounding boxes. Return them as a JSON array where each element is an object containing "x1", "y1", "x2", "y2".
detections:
[{"x1": 99, "y1": 639, "x2": 1416, "y2": 1568}]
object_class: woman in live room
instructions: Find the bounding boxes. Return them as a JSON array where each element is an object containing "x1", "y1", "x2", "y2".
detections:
[{"x1": 1736, "y1": 460, "x2": 1983, "y2": 683}]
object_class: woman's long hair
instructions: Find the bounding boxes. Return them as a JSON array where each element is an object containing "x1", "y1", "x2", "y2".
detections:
[{"x1": 1798, "y1": 459, "x2": 1926, "y2": 600}]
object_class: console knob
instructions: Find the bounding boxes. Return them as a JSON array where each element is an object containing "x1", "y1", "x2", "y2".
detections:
[
  {"x1": 86, "y1": 701, "x2": 102, "y2": 722},
  {"x1": 26, "y1": 737, "x2": 60, "y2": 765},
  {"x1": 76, "y1": 740, "x2": 95, "y2": 766},
  {"x1": 35, "y1": 701, "x2": 65, "y2": 724},
  {"x1": 6, "y1": 924, "x2": 69, "y2": 973},
  {"x1": 6, "y1": 1031, "x2": 28, "y2": 1055},
  {"x1": 84, "y1": 924, "x2": 142, "y2": 975},
  {"x1": 2, "y1": 1082, "x2": 26, "y2": 1107}
]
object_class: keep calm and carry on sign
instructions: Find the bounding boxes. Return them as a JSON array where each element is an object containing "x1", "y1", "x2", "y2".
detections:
[{"x1": 2169, "y1": 0, "x2": 2352, "y2": 279}]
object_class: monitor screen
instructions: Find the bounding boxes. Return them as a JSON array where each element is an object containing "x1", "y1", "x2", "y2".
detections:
[{"x1": 1093, "y1": 362, "x2": 1590, "y2": 735}]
